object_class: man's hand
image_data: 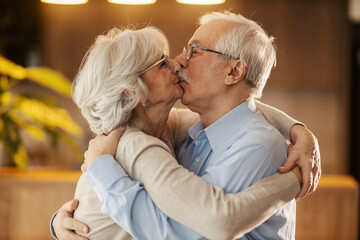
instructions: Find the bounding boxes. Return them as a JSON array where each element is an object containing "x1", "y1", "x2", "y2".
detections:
[
  {"x1": 278, "y1": 125, "x2": 321, "y2": 200},
  {"x1": 81, "y1": 127, "x2": 124, "y2": 173},
  {"x1": 53, "y1": 199, "x2": 89, "y2": 240}
]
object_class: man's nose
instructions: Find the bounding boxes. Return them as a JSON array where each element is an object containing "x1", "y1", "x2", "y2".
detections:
[{"x1": 175, "y1": 51, "x2": 188, "y2": 69}]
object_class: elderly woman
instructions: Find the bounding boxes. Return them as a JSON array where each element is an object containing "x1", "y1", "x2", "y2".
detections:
[{"x1": 52, "y1": 26, "x2": 304, "y2": 240}]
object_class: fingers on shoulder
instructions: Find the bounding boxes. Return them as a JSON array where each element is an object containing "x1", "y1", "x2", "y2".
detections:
[{"x1": 62, "y1": 199, "x2": 79, "y2": 212}]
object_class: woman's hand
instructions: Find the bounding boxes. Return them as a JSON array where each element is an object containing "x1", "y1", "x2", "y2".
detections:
[
  {"x1": 53, "y1": 199, "x2": 89, "y2": 240},
  {"x1": 279, "y1": 125, "x2": 321, "y2": 200},
  {"x1": 81, "y1": 128, "x2": 124, "y2": 173}
]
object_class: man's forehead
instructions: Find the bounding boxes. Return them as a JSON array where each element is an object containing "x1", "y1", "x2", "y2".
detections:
[
  {"x1": 188, "y1": 30, "x2": 212, "y2": 47},
  {"x1": 188, "y1": 21, "x2": 228, "y2": 47}
]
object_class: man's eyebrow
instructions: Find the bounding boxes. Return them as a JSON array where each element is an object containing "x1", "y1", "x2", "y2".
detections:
[{"x1": 190, "y1": 39, "x2": 200, "y2": 44}]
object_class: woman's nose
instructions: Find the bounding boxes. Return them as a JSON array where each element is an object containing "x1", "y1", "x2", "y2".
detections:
[{"x1": 170, "y1": 58, "x2": 181, "y2": 74}]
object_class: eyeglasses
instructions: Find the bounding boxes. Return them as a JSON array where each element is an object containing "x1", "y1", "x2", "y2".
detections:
[
  {"x1": 139, "y1": 52, "x2": 174, "y2": 75},
  {"x1": 184, "y1": 44, "x2": 240, "y2": 60}
]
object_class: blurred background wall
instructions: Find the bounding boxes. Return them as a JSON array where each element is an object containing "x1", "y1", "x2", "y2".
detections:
[{"x1": 0, "y1": 0, "x2": 358, "y2": 178}]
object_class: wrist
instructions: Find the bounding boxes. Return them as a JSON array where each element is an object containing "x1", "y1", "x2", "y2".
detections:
[{"x1": 290, "y1": 124, "x2": 306, "y2": 144}]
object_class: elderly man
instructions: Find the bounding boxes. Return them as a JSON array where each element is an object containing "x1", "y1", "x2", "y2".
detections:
[{"x1": 52, "y1": 11, "x2": 320, "y2": 240}]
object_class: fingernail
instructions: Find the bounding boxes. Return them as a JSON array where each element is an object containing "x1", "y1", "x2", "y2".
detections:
[{"x1": 83, "y1": 227, "x2": 88, "y2": 233}]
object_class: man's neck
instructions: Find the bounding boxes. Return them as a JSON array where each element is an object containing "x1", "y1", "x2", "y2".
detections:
[{"x1": 199, "y1": 90, "x2": 251, "y2": 128}]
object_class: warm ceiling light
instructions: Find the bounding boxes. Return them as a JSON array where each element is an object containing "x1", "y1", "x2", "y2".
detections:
[
  {"x1": 176, "y1": 0, "x2": 225, "y2": 4},
  {"x1": 108, "y1": 0, "x2": 156, "y2": 4},
  {"x1": 41, "y1": 0, "x2": 88, "y2": 4}
]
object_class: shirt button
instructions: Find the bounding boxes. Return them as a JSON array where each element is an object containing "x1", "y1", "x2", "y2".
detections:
[{"x1": 195, "y1": 157, "x2": 200, "y2": 163}]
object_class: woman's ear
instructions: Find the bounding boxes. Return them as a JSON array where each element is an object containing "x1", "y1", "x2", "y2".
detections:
[
  {"x1": 124, "y1": 90, "x2": 132, "y2": 97},
  {"x1": 125, "y1": 89, "x2": 148, "y2": 106},
  {"x1": 224, "y1": 60, "x2": 248, "y2": 86}
]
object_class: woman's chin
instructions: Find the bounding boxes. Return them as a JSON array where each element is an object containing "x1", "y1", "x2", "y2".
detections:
[{"x1": 168, "y1": 84, "x2": 181, "y2": 99}]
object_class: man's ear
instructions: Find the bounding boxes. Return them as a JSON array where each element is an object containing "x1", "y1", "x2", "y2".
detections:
[{"x1": 224, "y1": 60, "x2": 248, "y2": 86}]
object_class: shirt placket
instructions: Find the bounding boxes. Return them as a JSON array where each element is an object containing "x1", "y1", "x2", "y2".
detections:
[{"x1": 189, "y1": 132, "x2": 211, "y2": 175}]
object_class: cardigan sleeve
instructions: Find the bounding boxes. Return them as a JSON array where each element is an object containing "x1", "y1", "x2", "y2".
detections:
[
  {"x1": 117, "y1": 131, "x2": 300, "y2": 239},
  {"x1": 255, "y1": 100, "x2": 305, "y2": 140}
]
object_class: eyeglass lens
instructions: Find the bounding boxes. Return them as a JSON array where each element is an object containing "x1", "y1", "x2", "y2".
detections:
[{"x1": 139, "y1": 53, "x2": 174, "y2": 75}]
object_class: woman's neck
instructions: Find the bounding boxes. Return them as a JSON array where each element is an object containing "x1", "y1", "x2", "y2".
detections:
[{"x1": 131, "y1": 103, "x2": 173, "y2": 138}]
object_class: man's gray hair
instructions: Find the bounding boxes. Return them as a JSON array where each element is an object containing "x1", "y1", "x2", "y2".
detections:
[
  {"x1": 199, "y1": 11, "x2": 276, "y2": 98},
  {"x1": 72, "y1": 26, "x2": 169, "y2": 135}
]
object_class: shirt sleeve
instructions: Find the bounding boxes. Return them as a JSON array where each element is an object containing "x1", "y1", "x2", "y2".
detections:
[
  {"x1": 88, "y1": 137, "x2": 300, "y2": 240},
  {"x1": 86, "y1": 154, "x2": 204, "y2": 240},
  {"x1": 49, "y1": 211, "x2": 59, "y2": 240},
  {"x1": 255, "y1": 100, "x2": 305, "y2": 140}
]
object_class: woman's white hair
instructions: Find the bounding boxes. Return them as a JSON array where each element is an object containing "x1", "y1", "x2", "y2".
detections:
[
  {"x1": 72, "y1": 26, "x2": 169, "y2": 135},
  {"x1": 199, "y1": 11, "x2": 276, "y2": 98}
]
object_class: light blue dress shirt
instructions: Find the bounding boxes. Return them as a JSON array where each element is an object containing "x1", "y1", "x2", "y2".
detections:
[{"x1": 86, "y1": 99, "x2": 296, "y2": 240}]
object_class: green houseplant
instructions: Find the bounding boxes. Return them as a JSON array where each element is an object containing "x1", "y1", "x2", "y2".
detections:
[{"x1": 0, "y1": 55, "x2": 82, "y2": 171}]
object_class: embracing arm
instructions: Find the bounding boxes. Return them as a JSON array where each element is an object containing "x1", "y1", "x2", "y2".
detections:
[
  {"x1": 86, "y1": 153, "x2": 300, "y2": 239},
  {"x1": 255, "y1": 100, "x2": 302, "y2": 140},
  {"x1": 255, "y1": 100, "x2": 321, "y2": 199},
  {"x1": 51, "y1": 128, "x2": 300, "y2": 240},
  {"x1": 115, "y1": 136, "x2": 301, "y2": 239}
]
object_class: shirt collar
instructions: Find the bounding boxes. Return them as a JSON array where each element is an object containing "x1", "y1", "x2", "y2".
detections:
[
  {"x1": 205, "y1": 98, "x2": 257, "y2": 153},
  {"x1": 187, "y1": 120, "x2": 204, "y2": 141}
]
